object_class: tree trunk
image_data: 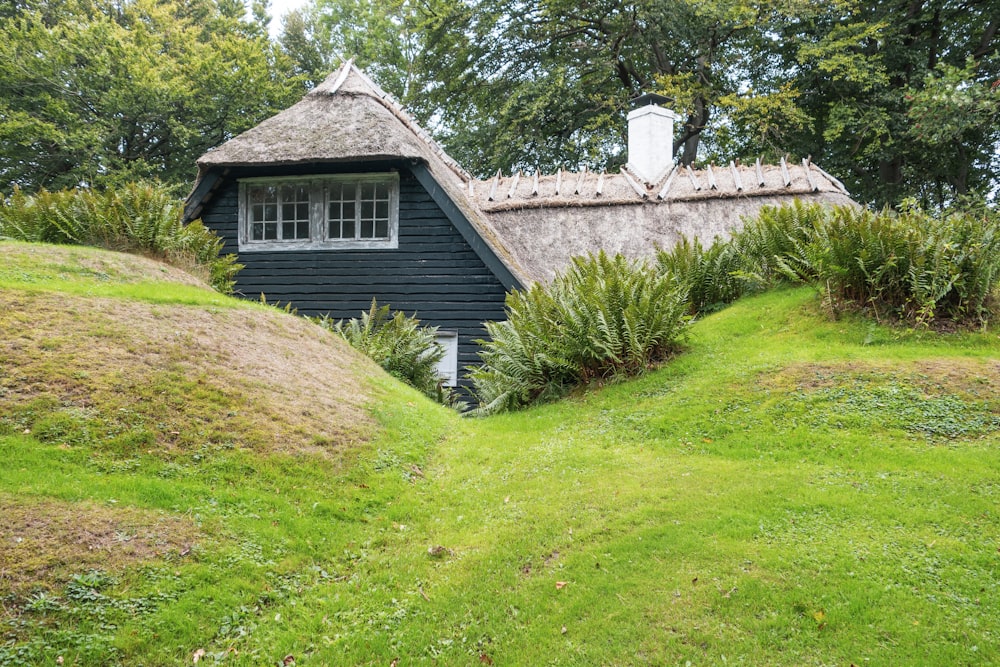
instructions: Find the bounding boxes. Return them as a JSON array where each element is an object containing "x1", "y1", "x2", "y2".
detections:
[{"x1": 675, "y1": 95, "x2": 709, "y2": 165}]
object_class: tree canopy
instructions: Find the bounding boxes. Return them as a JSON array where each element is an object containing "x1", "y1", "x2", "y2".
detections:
[
  {"x1": 299, "y1": 0, "x2": 999, "y2": 207},
  {"x1": 1, "y1": 0, "x2": 996, "y2": 207},
  {"x1": 0, "y1": 0, "x2": 307, "y2": 192}
]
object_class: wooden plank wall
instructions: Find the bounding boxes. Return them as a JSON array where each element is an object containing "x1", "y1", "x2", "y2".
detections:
[{"x1": 198, "y1": 167, "x2": 509, "y2": 391}]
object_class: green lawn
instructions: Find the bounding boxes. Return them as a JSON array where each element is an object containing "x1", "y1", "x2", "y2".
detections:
[{"x1": 2, "y1": 244, "x2": 998, "y2": 665}]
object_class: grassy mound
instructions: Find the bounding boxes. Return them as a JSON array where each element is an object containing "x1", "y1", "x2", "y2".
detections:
[
  {"x1": 2, "y1": 243, "x2": 998, "y2": 665},
  {"x1": 0, "y1": 242, "x2": 452, "y2": 665},
  {"x1": 0, "y1": 242, "x2": 380, "y2": 458}
]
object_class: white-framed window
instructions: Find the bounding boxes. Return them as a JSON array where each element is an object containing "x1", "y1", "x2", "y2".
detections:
[
  {"x1": 433, "y1": 331, "x2": 459, "y2": 388},
  {"x1": 238, "y1": 173, "x2": 399, "y2": 251}
]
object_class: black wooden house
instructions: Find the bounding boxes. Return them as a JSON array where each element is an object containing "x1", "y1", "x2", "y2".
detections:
[{"x1": 184, "y1": 62, "x2": 853, "y2": 388}]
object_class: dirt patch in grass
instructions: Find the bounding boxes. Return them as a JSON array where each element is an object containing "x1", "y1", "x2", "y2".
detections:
[
  {"x1": 0, "y1": 496, "x2": 201, "y2": 600},
  {"x1": 757, "y1": 359, "x2": 1000, "y2": 439},
  {"x1": 763, "y1": 359, "x2": 1000, "y2": 399},
  {"x1": 0, "y1": 290, "x2": 379, "y2": 458}
]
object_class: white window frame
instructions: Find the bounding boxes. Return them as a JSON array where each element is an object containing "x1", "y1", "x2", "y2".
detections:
[
  {"x1": 433, "y1": 331, "x2": 459, "y2": 388},
  {"x1": 237, "y1": 173, "x2": 399, "y2": 252}
]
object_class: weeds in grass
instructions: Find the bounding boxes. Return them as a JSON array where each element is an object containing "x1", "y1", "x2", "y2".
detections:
[{"x1": 793, "y1": 380, "x2": 1000, "y2": 439}]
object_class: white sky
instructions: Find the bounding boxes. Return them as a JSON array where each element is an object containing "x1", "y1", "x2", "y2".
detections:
[{"x1": 263, "y1": 0, "x2": 310, "y2": 36}]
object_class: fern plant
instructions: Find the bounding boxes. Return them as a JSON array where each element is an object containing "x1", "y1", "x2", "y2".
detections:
[
  {"x1": 657, "y1": 236, "x2": 747, "y2": 313},
  {"x1": 471, "y1": 252, "x2": 690, "y2": 415},
  {"x1": 317, "y1": 300, "x2": 447, "y2": 401},
  {"x1": 0, "y1": 182, "x2": 241, "y2": 293},
  {"x1": 766, "y1": 202, "x2": 1000, "y2": 324},
  {"x1": 656, "y1": 200, "x2": 828, "y2": 314}
]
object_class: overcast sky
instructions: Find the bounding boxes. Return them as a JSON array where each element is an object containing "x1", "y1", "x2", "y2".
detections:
[{"x1": 265, "y1": 0, "x2": 309, "y2": 36}]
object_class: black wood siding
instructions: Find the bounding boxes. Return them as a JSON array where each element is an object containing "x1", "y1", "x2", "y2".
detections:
[{"x1": 198, "y1": 166, "x2": 509, "y2": 391}]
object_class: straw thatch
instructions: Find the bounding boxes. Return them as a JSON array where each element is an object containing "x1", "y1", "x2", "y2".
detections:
[
  {"x1": 198, "y1": 67, "x2": 435, "y2": 170},
  {"x1": 482, "y1": 191, "x2": 855, "y2": 284},
  {"x1": 188, "y1": 62, "x2": 523, "y2": 283},
  {"x1": 474, "y1": 159, "x2": 848, "y2": 210},
  {"x1": 187, "y1": 61, "x2": 857, "y2": 287},
  {"x1": 473, "y1": 160, "x2": 855, "y2": 282}
]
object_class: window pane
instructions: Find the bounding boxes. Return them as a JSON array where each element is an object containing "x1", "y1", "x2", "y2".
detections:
[
  {"x1": 327, "y1": 214, "x2": 344, "y2": 238},
  {"x1": 250, "y1": 185, "x2": 277, "y2": 205},
  {"x1": 326, "y1": 183, "x2": 350, "y2": 239},
  {"x1": 249, "y1": 177, "x2": 394, "y2": 246}
]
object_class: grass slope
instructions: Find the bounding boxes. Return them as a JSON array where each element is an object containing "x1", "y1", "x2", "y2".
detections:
[{"x1": 2, "y1": 242, "x2": 999, "y2": 666}]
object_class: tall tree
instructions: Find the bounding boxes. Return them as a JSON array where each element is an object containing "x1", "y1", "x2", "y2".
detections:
[
  {"x1": 0, "y1": 0, "x2": 308, "y2": 192},
  {"x1": 303, "y1": 0, "x2": 426, "y2": 102},
  {"x1": 294, "y1": 0, "x2": 998, "y2": 204},
  {"x1": 417, "y1": 0, "x2": 816, "y2": 173},
  {"x1": 785, "y1": 0, "x2": 1000, "y2": 206},
  {"x1": 301, "y1": 0, "x2": 815, "y2": 174}
]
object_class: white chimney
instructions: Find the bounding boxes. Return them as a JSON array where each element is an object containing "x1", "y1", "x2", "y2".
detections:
[{"x1": 627, "y1": 93, "x2": 680, "y2": 183}]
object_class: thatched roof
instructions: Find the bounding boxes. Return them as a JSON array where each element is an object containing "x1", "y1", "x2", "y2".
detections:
[
  {"x1": 187, "y1": 61, "x2": 857, "y2": 287},
  {"x1": 187, "y1": 62, "x2": 524, "y2": 285},
  {"x1": 473, "y1": 160, "x2": 854, "y2": 282},
  {"x1": 474, "y1": 159, "x2": 848, "y2": 209},
  {"x1": 482, "y1": 191, "x2": 854, "y2": 284},
  {"x1": 196, "y1": 63, "x2": 466, "y2": 175}
]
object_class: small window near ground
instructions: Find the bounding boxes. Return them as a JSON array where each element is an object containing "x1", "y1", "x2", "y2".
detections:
[{"x1": 434, "y1": 332, "x2": 459, "y2": 388}]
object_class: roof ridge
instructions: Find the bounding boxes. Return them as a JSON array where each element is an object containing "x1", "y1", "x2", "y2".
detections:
[
  {"x1": 471, "y1": 159, "x2": 848, "y2": 208},
  {"x1": 325, "y1": 57, "x2": 355, "y2": 95},
  {"x1": 338, "y1": 62, "x2": 473, "y2": 182},
  {"x1": 476, "y1": 157, "x2": 850, "y2": 199}
]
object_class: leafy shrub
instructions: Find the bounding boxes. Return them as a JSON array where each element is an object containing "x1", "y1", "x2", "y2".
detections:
[
  {"x1": 317, "y1": 300, "x2": 447, "y2": 401},
  {"x1": 657, "y1": 236, "x2": 748, "y2": 313},
  {"x1": 658, "y1": 199, "x2": 1000, "y2": 325},
  {"x1": 470, "y1": 252, "x2": 690, "y2": 414},
  {"x1": 769, "y1": 203, "x2": 1000, "y2": 324},
  {"x1": 732, "y1": 198, "x2": 822, "y2": 282},
  {"x1": 0, "y1": 182, "x2": 241, "y2": 293},
  {"x1": 657, "y1": 199, "x2": 826, "y2": 313}
]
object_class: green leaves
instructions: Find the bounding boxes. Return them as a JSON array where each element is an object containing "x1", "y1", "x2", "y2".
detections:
[
  {"x1": 786, "y1": 0, "x2": 1000, "y2": 206},
  {"x1": 318, "y1": 300, "x2": 448, "y2": 402},
  {"x1": 657, "y1": 199, "x2": 1000, "y2": 326},
  {"x1": 0, "y1": 181, "x2": 241, "y2": 293},
  {"x1": 471, "y1": 252, "x2": 690, "y2": 414},
  {"x1": 749, "y1": 202, "x2": 1000, "y2": 325},
  {"x1": 0, "y1": 0, "x2": 307, "y2": 191}
]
